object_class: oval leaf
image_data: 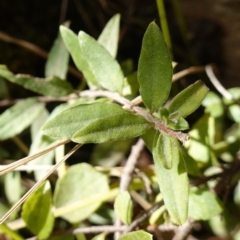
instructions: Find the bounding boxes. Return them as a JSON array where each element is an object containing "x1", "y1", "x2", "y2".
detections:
[
  {"x1": 114, "y1": 191, "x2": 133, "y2": 224},
  {"x1": 22, "y1": 181, "x2": 54, "y2": 240},
  {"x1": 138, "y1": 22, "x2": 172, "y2": 112},
  {"x1": 168, "y1": 80, "x2": 209, "y2": 118},
  {"x1": 0, "y1": 65, "x2": 73, "y2": 97},
  {"x1": 0, "y1": 98, "x2": 44, "y2": 140},
  {"x1": 188, "y1": 187, "x2": 222, "y2": 220},
  {"x1": 45, "y1": 22, "x2": 70, "y2": 79},
  {"x1": 98, "y1": 14, "x2": 120, "y2": 58},
  {"x1": 79, "y1": 31, "x2": 124, "y2": 93},
  {"x1": 72, "y1": 111, "x2": 150, "y2": 143},
  {"x1": 60, "y1": 26, "x2": 99, "y2": 88},
  {"x1": 153, "y1": 133, "x2": 189, "y2": 225},
  {"x1": 42, "y1": 102, "x2": 129, "y2": 139},
  {"x1": 53, "y1": 163, "x2": 109, "y2": 223},
  {"x1": 119, "y1": 230, "x2": 152, "y2": 240}
]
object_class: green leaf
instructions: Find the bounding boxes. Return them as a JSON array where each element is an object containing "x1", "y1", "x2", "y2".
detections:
[
  {"x1": 91, "y1": 233, "x2": 106, "y2": 240},
  {"x1": 0, "y1": 98, "x2": 44, "y2": 140},
  {"x1": 53, "y1": 163, "x2": 109, "y2": 223},
  {"x1": 45, "y1": 22, "x2": 70, "y2": 79},
  {"x1": 114, "y1": 191, "x2": 133, "y2": 224},
  {"x1": 42, "y1": 102, "x2": 130, "y2": 139},
  {"x1": 188, "y1": 187, "x2": 222, "y2": 220},
  {"x1": 60, "y1": 26, "x2": 99, "y2": 89},
  {"x1": 138, "y1": 22, "x2": 172, "y2": 112},
  {"x1": 166, "y1": 117, "x2": 189, "y2": 131},
  {"x1": 0, "y1": 65, "x2": 73, "y2": 97},
  {"x1": 90, "y1": 139, "x2": 133, "y2": 167},
  {"x1": 72, "y1": 111, "x2": 150, "y2": 143},
  {"x1": 168, "y1": 80, "x2": 209, "y2": 118},
  {"x1": 98, "y1": 14, "x2": 120, "y2": 58},
  {"x1": 4, "y1": 171, "x2": 21, "y2": 204},
  {"x1": 29, "y1": 108, "x2": 55, "y2": 181},
  {"x1": 153, "y1": 132, "x2": 189, "y2": 224},
  {"x1": 22, "y1": 181, "x2": 54, "y2": 240},
  {"x1": 119, "y1": 230, "x2": 152, "y2": 240},
  {"x1": 141, "y1": 128, "x2": 158, "y2": 151},
  {"x1": 79, "y1": 31, "x2": 124, "y2": 93},
  {"x1": 187, "y1": 114, "x2": 215, "y2": 163}
]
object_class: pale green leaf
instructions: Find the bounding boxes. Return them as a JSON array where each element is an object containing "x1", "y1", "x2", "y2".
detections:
[
  {"x1": 53, "y1": 163, "x2": 109, "y2": 223},
  {"x1": 79, "y1": 31, "x2": 124, "y2": 93},
  {"x1": 168, "y1": 80, "x2": 209, "y2": 118},
  {"x1": 42, "y1": 102, "x2": 128, "y2": 139},
  {"x1": 29, "y1": 108, "x2": 55, "y2": 181},
  {"x1": 45, "y1": 22, "x2": 70, "y2": 79},
  {"x1": 0, "y1": 65, "x2": 73, "y2": 97},
  {"x1": 91, "y1": 233, "x2": 106, "y2": 240},
  {"x1": 153, "y1": 133, "x2": 189, "y2": 225},
  {"x1": 119, "y1": 230, "x2": 152, "y2": 240},
  {"x1": 114, "y1": 191, "x2": 133, "y2": 224},
  {"x1": 187, "y1": 114, "x2": 215, "y2": 163},
  {"x1": 138, "y1": 22, "x2": 172, "y2": 112},
  {"x1": 60, "y1": 26, "x2": 99, "y2": 88},
  {"x1": 0, "y1": 98, "x2": 44, "y2": 140},
  {"x1": 98, "y1": 14, "x2": 120, "y2": 58},
  {"x1": 4, "y1": 171, "x2": 21, "y2": 204},
  {"x1": 72, "y1": 111, "x2": 150, "y2": 143},
  {"x1": 188, "y1": 187, "x2": 222, "y2": 220},
  {"x1": 22, "y1": 181, "x2": 54, "y2": 240},
  {"x1": 90, "y1": 139, "x2": 133, "y2": 167}
]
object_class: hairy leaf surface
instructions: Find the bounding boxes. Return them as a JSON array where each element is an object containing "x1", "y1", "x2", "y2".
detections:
[
  {"x1": 98, "y1": 14, "x2": 120, "y2": 58},
  {"x1": 153, "y1": 133, "x2": 189, "y2": 224},
  {"x1": 0, "y1": 98, "x2": 44, "y2": 140},
  {"x1": 0, "y1": 65, "x2": 73, "y2": 97},
  {"x1": 72, "y1": 111, "x2": 150, "y2": 143},
  {"x1": 42, "y1": 102, "x2": 131, "y2": 139},
  {"x1": 79, "y1": 31, "x2": 124, "y2": 93},
  {"x1": 168, "y1": 80, "x2": 209, "y2": 118},
  {"x1": 138, "y1": 22, "x2": 172, "y2": 112},
  {"x1": 54, "y1": 163, "x2": 109, "y2": 223}
]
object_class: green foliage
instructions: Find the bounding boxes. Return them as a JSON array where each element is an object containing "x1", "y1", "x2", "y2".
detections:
[
  {"x1": 138, "y1": 22, "x2": 172, "y2": 112},
  {"x1": 1, "y1": 11, "x2": 239, "y2": 240},
  {"x1": 0, "y1": 98, "x2": 44, "y2": 140},
  {"x1": 153, "y1": 133, "x2": 189, "y2": 224},
  {"x1": 21, "y1": 181, "x2": 54, "y2": 239},
  {"x1": 53, "y1": 163, "x2": 109, "y2": 223},
  {"x1": 119, "y1": 230, "x2": 152, "y2": 240},
  {"x1": 114, "y1": 191, "x2": 133, "y2": 224},
  {"x1": 0, "y1": 65, "x2": 73, "y2": 97}
]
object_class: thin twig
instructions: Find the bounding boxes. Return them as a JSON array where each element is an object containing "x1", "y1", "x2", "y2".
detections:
[
  {"x1": 205, "y1": 65, "x2": 233, "y2": 100},
  {"x1": 0, "y1": 139, "x2": 70, "y2": 175},
  {"x1": 0, "y1": 30, "x2": 82, "y2": 79},
  {"x1": 119, "y1": 139, "x2": 145, "y2": 191},
  {"x1": 114, "y1": 138, "x2": 146, "y2": 239},
  {"x1": 125, "y1": 201, "x2": 163, "y2": 233},
  {"x1": 0, "y1": 143, "x2": 81, "y2": 223},
  {"x1": 172, "y1": 219, "x2": 195, "y2": 240},
  {"x1": 172, "y1": 66, "x2": 205, "y2": 82}
]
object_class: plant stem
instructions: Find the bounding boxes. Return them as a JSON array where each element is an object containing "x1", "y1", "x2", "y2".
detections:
[{"x1": 156, "y1": 0, "x2": 172, "y2": 57}]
